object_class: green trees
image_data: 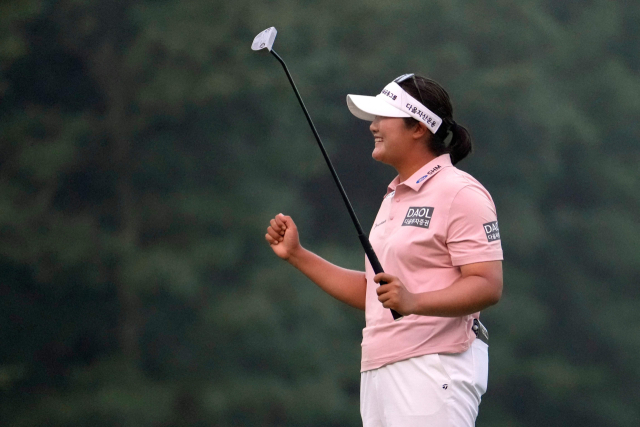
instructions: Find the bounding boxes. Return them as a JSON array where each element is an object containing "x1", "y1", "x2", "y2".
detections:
[{"x1": 1, "y1": 0, "x2": 638, "y2": 425}]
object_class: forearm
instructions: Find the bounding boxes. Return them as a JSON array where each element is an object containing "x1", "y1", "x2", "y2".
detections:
[
  {"x1": 410, "y1": 275, "x2": 502, "y2": 317},
  {"x1": 288, "y1": 246, "x2": 366, "y2": 310}
]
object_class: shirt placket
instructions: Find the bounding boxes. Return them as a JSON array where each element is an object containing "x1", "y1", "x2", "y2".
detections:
[{"x1": 385, "y1": 187, "x2": 403, "y2": 236}]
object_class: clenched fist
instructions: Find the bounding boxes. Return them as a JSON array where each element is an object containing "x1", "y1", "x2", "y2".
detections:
[{"x1": 265, "y1": 213, "x2": 300, "y2": 260}]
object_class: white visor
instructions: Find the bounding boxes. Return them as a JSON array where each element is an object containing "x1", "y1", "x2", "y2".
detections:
[{"x1": 347, "y1": 81, "x2": 443, "y2": 134}]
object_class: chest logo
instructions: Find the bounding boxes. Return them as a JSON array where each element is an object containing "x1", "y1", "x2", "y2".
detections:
[
  {"x1": 374, "y1": 220, "x2": 387, "y2": 229},
  {"x1": 402, "y1": 207, "x2": 434, "y2": 229},
  {"x1": 483, "y1": 221, "x2": 501, "y2": 242}
]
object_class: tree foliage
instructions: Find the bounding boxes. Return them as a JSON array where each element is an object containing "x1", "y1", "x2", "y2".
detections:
[{"x1": 1, "y1": 0, "x2": 639, "y2": 426}]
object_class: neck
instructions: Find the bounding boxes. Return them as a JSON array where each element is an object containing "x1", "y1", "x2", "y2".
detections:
[{"x1": 396, "y1": 151, "x2": 438, "y2": 183}]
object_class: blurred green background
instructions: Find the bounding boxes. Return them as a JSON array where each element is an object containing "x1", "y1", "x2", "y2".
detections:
[{"x1": 1, "y1": 0, "x2": 639, "y2": 426}]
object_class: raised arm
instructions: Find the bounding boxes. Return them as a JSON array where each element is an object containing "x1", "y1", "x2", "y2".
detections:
[{"x1": 265, "y1": 213, "x2": 367, "y2": 310}]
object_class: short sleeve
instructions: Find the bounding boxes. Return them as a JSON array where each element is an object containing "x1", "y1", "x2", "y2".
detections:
[{"x1": 446, "y1": 185, "x2": 503, "y2": 266}]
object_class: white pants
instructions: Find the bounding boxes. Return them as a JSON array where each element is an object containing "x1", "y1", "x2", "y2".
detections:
[{"x1": 360, "y1": 339, "x2": 488, "y2": 427}]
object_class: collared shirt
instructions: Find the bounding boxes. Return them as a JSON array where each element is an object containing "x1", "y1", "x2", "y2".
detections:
[{"x1": 361, "y1": 154, "x2": 503, "y2": 372}]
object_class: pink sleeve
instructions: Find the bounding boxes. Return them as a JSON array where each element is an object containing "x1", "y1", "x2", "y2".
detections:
[{"x1": 446, "y1": 185, "x2": 503, "y2": 266}]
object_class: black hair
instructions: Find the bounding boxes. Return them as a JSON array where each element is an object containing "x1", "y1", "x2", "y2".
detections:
[{"x1": 396, "y1": 74, "x2": 472, "y2": 165}]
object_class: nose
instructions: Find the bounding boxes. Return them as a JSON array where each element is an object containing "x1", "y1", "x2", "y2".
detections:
[{"x1": 370, "y1": 116, "x2": 380, "y2": 133}]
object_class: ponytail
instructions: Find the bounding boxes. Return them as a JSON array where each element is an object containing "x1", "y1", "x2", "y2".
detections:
[{"x1": 447, "y1": 122, "x2": 472, "y2": 165}]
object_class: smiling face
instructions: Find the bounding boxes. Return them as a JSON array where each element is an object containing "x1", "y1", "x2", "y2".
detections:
[
  {"x1": 369, "y1": 116, "x2": 437, "y2": 181},
  {"x1": 369, "y1": 116, "x2": 421, "y2": 167}
]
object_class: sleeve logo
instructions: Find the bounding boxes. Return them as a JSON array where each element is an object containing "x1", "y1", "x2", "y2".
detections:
[
  {"x1": 402, "y1": 207, "x2": 434, "y2": 229},
  {"x1": 483, "y1": 221, "x2": 500, "y2": 242}
]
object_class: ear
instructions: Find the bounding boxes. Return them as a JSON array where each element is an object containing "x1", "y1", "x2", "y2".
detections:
[{"x1": 412, "y1": 122, "x2": 429, "y2": 140}]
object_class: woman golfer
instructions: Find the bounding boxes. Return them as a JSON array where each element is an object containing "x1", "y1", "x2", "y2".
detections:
[{"x1": 265, "y1": 74, "x2": 503, "y2": 427}]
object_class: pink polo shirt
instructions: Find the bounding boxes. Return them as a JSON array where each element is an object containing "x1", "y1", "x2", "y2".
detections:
[{"x1": 361, "y1": 154, "x2": 503, "y2": 372}]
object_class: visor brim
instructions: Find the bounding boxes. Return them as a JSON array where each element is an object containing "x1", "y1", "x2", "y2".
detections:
[{"x1": 346, "y1": 94, "x2": 411, "y2": 121}]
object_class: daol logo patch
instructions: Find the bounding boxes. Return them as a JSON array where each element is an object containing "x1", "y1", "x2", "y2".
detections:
[
  {"x1": 483, "y1": 221, "x2": 500, "y2": 242},
  {"x1": 402, "y1": 207, "x2": 434, "y2": 229}
]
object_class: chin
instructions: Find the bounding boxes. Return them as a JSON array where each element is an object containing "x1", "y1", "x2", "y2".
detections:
[
  {"x1": 372, "y1": 153, "x2": 392, "y2": 167},
  {"x1": 372, "y1": 149, "x2": 384, "y2": 162}
]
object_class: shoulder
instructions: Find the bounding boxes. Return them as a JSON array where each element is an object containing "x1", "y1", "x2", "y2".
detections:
[
  {"x1": 431, "y1": 168, "x2": 498, "y2": 224},
  {"x1": 434, "y1": 167, "x2": 495, "y2": 203}
]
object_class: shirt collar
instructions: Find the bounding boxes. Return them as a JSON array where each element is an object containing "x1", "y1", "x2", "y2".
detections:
[{"x1": 386, "y1": 154, "x2": 452, "y2": 195}]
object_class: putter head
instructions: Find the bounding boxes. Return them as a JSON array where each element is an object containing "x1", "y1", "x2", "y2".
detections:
[{"x1": 251, "y1": 27, "x2": 277, "y2": 52}]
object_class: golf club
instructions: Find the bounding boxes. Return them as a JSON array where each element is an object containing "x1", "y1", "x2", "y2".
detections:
[{"x1": 252, "y1": 27, "x2": 402, "y2": 321}]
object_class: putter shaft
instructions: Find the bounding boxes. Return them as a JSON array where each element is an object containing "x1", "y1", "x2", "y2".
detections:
[{"x1": 271, "y1": 50, "x2": 402, "y2": 321}]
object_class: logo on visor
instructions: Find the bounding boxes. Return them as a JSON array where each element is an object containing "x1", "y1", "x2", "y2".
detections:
[
  {"x1": 381, "y1": 89, "x2": 397, "y2": 101},
  {"x1": 406, "y1": 103, "x2": 437, "y2": 127},
  {"x1": 402, "y1": 207, "x2": 434, "y2": 229},
  {"x1": 483, "y1": 221, "x2": 500, "y2": 242}
]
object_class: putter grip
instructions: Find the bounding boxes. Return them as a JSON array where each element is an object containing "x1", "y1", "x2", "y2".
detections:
[{"x1": 358, "y1": 235, "x2": 403, "y2": 321}]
